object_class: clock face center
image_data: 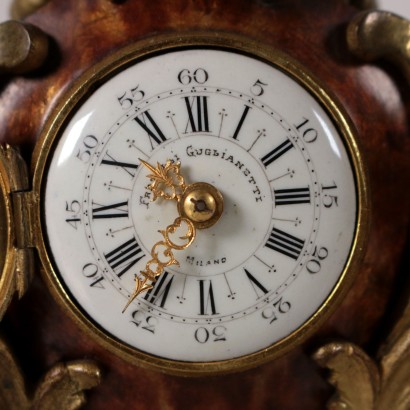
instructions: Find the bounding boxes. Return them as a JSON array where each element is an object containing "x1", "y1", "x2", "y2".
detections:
[
  {"x1": 131, "y1": 135, "x2": 274, "y2": 278},
  {"x1": 179, "y1": 182, "x2": 224, "y2": 229}
]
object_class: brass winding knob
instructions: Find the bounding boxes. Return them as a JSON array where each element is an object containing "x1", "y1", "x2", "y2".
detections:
[{"x1": 178, "y1": 182, "x2": 224, "y2": 229}]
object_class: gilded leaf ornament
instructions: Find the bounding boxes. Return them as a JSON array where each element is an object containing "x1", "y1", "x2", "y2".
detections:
[
  {"x1": 313, "y1": 342, "x2": 379, "y2": 410},
  {"x1": 314, "y1": 9, "x2": 410, "y2": 410},
  {"x1": 314, "y1": 298, "x2": 410, "y2": 410},
  {"x1": 0, "y1": 336, "x2": 101, "y2": 410}
]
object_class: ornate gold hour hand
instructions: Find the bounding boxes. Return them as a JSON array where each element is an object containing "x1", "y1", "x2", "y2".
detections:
[
  {"x1": 122, "y1": 159, "x2": 224, "y2": 313},
  {"x1": 139, "y1": 159, "x2": 188, "y2": 202}
]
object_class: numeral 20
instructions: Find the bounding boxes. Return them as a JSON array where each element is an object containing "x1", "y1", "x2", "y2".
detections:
[{"x1": 306, "y1": 246, "x2": 329, "y2": 274}]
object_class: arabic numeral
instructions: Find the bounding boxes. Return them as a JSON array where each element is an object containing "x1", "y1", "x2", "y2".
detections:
[
  {"x1": 178, "y1": 68, "x2": 209, "y2": 85},
  {"x1": 250, "y1": 79, "x2": 268, "y2": 96},
  {"x1": 194, "y1": 326, "x2": 227, "y2": 344},
  {"x1": 131, "y1": 310, "x2": 158, "y2": 334},
  {"x1": 321, "y1": 182, "x2": 338, "y2": 208},
  {"x1": 262, "y1": 297, "x2": 291, "y2": 324},
  {"x1": 295, "y1": 117, "x2": 318, "y2": 143},
  {"x1": 65, "y1": 200, "x2": 81, "y2": 229},
  {"x1": 306, "y1": 246, "x2": 329, "y2": 274},
  {"x1": 117, "y1": 85, "x2": 145, "y2": 109},
  {"x1": 76, "y1": 135, "x2": 98, "y2": 163},
  {"x1": 82, "y1": 263, "x2": 105, "y2": 289}
]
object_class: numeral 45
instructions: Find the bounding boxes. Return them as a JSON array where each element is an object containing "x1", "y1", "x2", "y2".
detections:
[{"x1": 65, "y1": 200, "x2": 81, "y2": 229}]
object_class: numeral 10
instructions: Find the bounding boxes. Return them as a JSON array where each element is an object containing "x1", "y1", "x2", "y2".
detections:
[{"x1": 295, "y1": 117, "x2": 318, "y2": 143}]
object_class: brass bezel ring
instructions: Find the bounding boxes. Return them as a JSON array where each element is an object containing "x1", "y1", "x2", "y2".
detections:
[
  {"x1": 0, "y1": 147, "x2": 16, "y2": 320},
  {"x1": 32, "y1": 32, "x2": 370, "y2": 376}
]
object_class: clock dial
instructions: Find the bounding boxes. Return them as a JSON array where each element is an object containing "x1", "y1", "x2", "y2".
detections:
[{"x1": 39, "y1": 35, "x2": 366, "y2": 373}]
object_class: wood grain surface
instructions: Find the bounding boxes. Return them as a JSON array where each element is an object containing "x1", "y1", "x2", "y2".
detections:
[{"x1": 0, "y1": 0, "x2": 409, "y2": 408}]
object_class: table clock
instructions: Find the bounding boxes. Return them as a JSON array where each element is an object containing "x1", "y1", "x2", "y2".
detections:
[{"x1": 0, "y1": 1, "x2": 409, "y2": 408}]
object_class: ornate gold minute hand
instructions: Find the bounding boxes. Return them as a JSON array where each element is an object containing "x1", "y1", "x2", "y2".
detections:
[
  {"x1": 122, "y1": 159, "x2": 224, "y2": 313},
  {"x1": 122, "y1": 216, "x2": 195, "y2": 313}
]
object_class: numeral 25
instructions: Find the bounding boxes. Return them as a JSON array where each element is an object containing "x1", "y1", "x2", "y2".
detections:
[{"x1": 262, "y1": 298, "x2": 291, "y2": 324}]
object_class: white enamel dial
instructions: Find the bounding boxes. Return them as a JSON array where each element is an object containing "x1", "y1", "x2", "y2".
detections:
[{"x1": 42, "y1": 42, "x2": 361, "y2": 370}]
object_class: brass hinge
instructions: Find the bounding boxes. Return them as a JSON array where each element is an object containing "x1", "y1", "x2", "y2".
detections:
[
  {"x1": 11, "y1": 192, "x2": 36, "y2": 298},
  {"x1": 0, "y1": 144, "x2": 35, "y2": 307},
  {"x1": 1, "y1": 144, "x2": 37, "y2": 249},
  {"x1": 12, "y1": 191, "x2": 38, "y2": 250}
]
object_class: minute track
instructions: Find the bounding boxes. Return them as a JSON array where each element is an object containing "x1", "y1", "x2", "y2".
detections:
[{"x1": 83, "y1": 83, "x2": 320, "y2": 323}]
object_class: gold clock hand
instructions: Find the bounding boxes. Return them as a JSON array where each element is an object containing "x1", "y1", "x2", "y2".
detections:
[
  {"x1": 122, "y1": 159, "x2": 224, "y2": 313},
  {"x1": 122, "y1": 216, "x2": 195, "y2": 313},
  {"x1": 139, "y1": 158, "x2": 187, "y2": 202}
]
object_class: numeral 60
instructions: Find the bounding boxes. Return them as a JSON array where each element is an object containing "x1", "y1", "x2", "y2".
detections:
[{"x1": 178, "y1": 68, "x2": 209, "y2": 85}]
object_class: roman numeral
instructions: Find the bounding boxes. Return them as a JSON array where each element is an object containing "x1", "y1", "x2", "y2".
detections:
[
  {"x1": 261, "y1": 138, "x2": 294, "y2": 168},
  {"x1": 244, "y1": 269, "x2": 269, "y2": 298},
  {"x1": 104, "y1": 236, "x2": 145, "y2": 278},
  {"x1": 232, "y1": 105, "x2": 251, "y2": 140},
  {"x1": 101, "y1": 152, "x2": 139, "y2": 177},
  {"x1": 184, "y1": 96, "x2": 210, "y2": 133},
  {"x1": 134, "y1": 110, "x2": 167, "y2": 148},
  {"x1": 198, "y1": 280, "x2": 218, "y2": 315},
  {"x1": 92, "y1": 201, "x2": 129, "y2": 219},
  {"x1": 274, "y1": 187, "x2": 311, "y2": 206},
  {"x1": 144, "y1": 271, "x2": 174, "y2": 309},
  {"x1": 265, "y1": 227, "x2": 305, "y2": 260}
]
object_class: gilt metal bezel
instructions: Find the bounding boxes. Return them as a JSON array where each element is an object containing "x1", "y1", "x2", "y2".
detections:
[
  {"x1": 0, "y1": 149, "x2": 14, "y2": 319},
  {"x1": 32, "y1": 32, "x2": 369, "y2": 376}
]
